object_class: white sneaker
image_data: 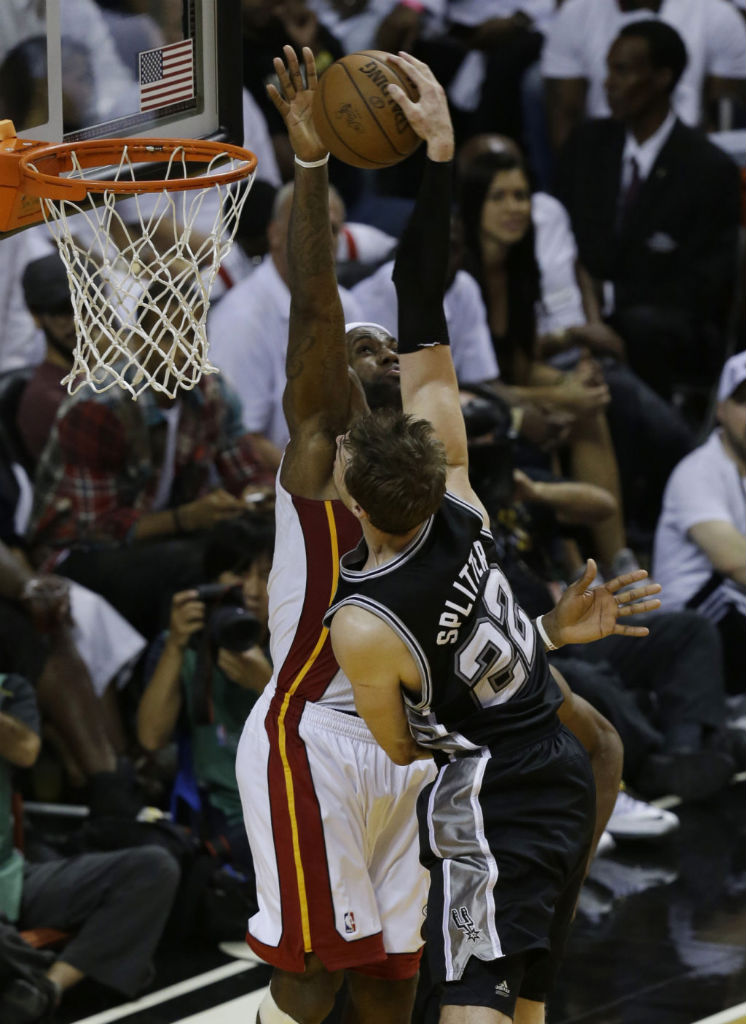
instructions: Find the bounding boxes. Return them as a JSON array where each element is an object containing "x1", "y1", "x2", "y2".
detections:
[
  {"x1": 606, "y1": 789, "x2": 679, "y2": 840},
  {"x1": 594, "y1": 830, "x2": 616, "y2": 857}
]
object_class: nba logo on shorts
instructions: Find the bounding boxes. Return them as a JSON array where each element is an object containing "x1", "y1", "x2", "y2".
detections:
[{"x1": 344, "y1": 911, "x2": 357, "y2": 934}]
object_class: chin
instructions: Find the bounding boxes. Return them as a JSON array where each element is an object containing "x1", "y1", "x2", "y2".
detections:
[{"x1": 364, "y1": 380, "x2": 402, "y2": 411}]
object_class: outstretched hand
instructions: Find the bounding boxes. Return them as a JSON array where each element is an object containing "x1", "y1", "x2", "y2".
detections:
[
  {"x1": 266, "y1": 44, "x2": 327, "y2": 163},
  {"x1": 386, "y1": 52, "x2": 454, "y2": 162},
  {"x1": 542, "y1": 559, "x2": 662, "y2": 648}
]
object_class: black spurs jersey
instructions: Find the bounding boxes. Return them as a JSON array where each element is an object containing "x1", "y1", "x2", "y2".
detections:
[{"x1": 324, "y1": 492, "x2": 563, "y2": 756}]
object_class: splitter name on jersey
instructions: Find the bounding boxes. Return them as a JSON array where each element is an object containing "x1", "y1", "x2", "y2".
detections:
[{"x1": 436, "y1": 539, "x2": 490, "y2": 646}]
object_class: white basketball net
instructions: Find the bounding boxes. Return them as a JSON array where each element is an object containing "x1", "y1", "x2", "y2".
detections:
[{"x1": 33, "y1": 144, "x2": 255, "y2": 399}]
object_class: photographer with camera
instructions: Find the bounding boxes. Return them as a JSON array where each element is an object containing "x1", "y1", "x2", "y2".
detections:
[{"x1": 137, "y1": 514, "x2": 273, "y2": 873}]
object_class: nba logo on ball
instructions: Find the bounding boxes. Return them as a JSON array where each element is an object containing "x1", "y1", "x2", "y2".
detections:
[
  {"x1": 344, "y1": 911, "x2": 357, "y2": 934},
  {"x1": 312, "y1": 50, "x2": 422, "y2": 169}
]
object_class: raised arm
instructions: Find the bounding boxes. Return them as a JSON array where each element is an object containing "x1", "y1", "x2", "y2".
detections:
[
  {"x1": 388, "y1": 54, "x2": 487, "y2": 516},
  {"x1": 266, "y1": 46, "x2": 354, "y2": 495}
]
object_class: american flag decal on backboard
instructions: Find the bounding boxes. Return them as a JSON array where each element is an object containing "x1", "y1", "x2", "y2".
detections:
[{"x1": 139, "y1": 39, "x2": 194, "y2": 112}]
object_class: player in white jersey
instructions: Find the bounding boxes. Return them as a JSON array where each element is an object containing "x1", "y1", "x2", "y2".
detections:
[{"x1": 235, "y1": 46, "x2": 434, "y2": 1024}]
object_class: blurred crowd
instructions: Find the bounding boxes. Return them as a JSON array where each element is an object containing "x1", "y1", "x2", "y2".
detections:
[{"x1": 0, "y1": 1, "x2": 744, "y2": 1021}]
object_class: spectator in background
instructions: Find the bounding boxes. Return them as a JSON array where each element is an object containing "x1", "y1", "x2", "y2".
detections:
[
  {"x1": 457, "y1": 132, "x2": 694, "y2": 534},
  {"x1": 0, "y1": 229, "x2": 50, "y2": 374},
  {"x1": 207, "y1": 182, "x2": 361, "y2": 465},
  {"x1": 653, "y1": 352, "x2": 746, "y2": 691},
  {"x1": 0, "y1": 537, "x2": 143, "y2": 816},
  {"x1": 0, "y1": 673, "x2": 180, "y2": 1023},
  {"x1": 459, "y1": 147, "x2": 641, "y2": 581},
  {"x1": 440, "y1": 0, "x2": 553, "y2": 147},
  {"x1": 137, "y1": 515, "x2": 274, "y2": 875},
  {"x1": 27, "y1": 283, "x2": 272, "y2": 640},
  {"x1": 542, "y1": 0, "x2": 746, "y2": 152},
  {"x1": 556, "y1": 19, "x2": 742, "y2": 401},
  {"x1": 16, "y1": 254, "x2": 77, "y2": 466},
  {"x1": 241, "y1": 0, "x2": 345, "y2": 181}
]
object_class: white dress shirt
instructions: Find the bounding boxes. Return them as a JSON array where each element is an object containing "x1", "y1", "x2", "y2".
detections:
[
  {"x1": 542, "y1": 0, "x2": 746, "y2": 126},
  {"x1": 207, "y1": 257, "x2": 361, "y2": 449},
  {"x1": 351, "y1": 263, "x2": 499, "y2": 385},
  {"x1": 621, "y1": 109, "x2": 678, "y2": 188}
]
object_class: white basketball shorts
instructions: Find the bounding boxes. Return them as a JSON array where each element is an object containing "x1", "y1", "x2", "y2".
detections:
[{"x1": 236, "y1": 682, "x2": 435, "y2": 976}]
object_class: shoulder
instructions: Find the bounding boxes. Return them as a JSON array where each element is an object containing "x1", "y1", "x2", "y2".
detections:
[
  {"x1": 532, "y1": 191, "x2": 573, "y2": 236},
  {"x1": 209, "y1": 260, "x2": 281, "y2": 325},
  {"x1": 666, "y1": 435, "x2": 727, "y2": 492},
  {"x1": 331, "y1": 602, "x2": 406, "y2": 661},
  {"x1": 666, "y1": 122, "x2": 738, "y2": 173}
]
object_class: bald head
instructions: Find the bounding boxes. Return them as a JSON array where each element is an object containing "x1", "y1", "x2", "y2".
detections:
[{"x1": 268, "y1": 182, "x2": 346, "y2": 283}]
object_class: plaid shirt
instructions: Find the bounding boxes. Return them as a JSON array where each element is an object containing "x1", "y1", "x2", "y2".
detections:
[{"x1": 29, "y1": 373, "x2": 269, "y2": 557}]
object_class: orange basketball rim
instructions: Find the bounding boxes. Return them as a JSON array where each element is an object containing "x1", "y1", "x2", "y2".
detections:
[{"x1": 0, "y1": 119, "x2": 257, "y2": 233}]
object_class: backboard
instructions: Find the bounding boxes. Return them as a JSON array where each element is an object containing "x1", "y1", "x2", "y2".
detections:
[{"x1": 0, "y1": 0, "x2": 243, "y2": 235}]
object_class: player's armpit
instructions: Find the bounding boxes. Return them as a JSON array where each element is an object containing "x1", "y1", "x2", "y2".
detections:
[{"x1": 330, "y1": 606, "x2": 429, "y2": 766}]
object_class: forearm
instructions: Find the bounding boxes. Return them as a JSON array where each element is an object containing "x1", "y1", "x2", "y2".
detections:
[
  {"x1": 136, "y1": 640, "x2": 184, "y2": 750},
  {"x1": 393, "y1": 157, "x2": 453, "y2": 353},
  {"x1": 528, "y1": 480, "x2": 617, "y2": 524},
  {"x1": 0, "y1": 711, "x2": 40, "y2": 768},
  {"x1": 689, "y1": 523, "x2": 746, "y2": 586},
  {"x1": 584, "y1": 713, "x2": 623, "y2": 858},
  {"x1": 132, "y1": 508, "x2": 181, "y2": 542},
  {"x1": 0, "y1": 544, "x2": 32, "y2": 601},
  {"x1": 288, "y1": 163, "x2": 337, "y2": 318}
]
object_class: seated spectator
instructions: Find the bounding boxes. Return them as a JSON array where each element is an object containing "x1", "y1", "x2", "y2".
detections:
[
  {"x1": 0, "y1": 228, "x2": 52, "y2": 375},
  {"x1": 466, "y1": 132, "x2": 694, "y2": 532},
  {"x1": 0, "y1": 409, "x2": 145, "y2": 809},
  {"x1": 458, "y1": 146, "x2": 641, "y2": 579},
  {"x1": 653, "y1": 351, "x2": 746, "y2": 691},
  {"x1": 207, "y1": 182, "x2": 361, "y2": 464},
  {"x1": 27, "y1": 280, "x2": 272, "y2": 640},
  {"x1": 438, "y1": 0, "x2": 551, "y2": 147},
  {"x1": 0, "y1": 673, "x2": 180, "y2": 1022},
  {"x1": 556, "y1": 19, "x2": 742, "y2": 399},
  {"x1": 137, "y1": 514, "x2": 273, "y2": 873},
  {"x1": 493, "y1": 511, "x2": 740, "y2": 802},
  {"x1": 542, "y1": 0, "x2": 746, "y2": 152},
  {"x1": 241, "y1": 0, "x2": 344, "y2": 181},
  {"x1": 0, "y1": 538, "x2": 143, "y2": 814},
  {"x1": 16, "y1": 254, "x2": 77, "y2": 465}
]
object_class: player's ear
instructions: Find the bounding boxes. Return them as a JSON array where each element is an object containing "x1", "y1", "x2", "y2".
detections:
[{"x1": 350, "y1": 501, "x2": 367, "y2": 523}]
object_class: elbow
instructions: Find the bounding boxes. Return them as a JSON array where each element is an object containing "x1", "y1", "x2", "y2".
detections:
[
  {"x1": 136, "y1": 721, "x2": 167, "y2": 753},
  {"x1": 17, "y1": 733, "x2": 41, "y2": 769},
  {"x1": 583, "y1": 488, "x2": 618, "y2": 523}
]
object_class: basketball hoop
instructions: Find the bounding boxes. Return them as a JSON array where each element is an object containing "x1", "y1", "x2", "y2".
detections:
[{"x1": 1, "y1": 126, "x2": 257, "y2": 399}]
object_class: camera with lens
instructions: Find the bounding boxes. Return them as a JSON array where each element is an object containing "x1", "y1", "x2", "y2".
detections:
[{"x1": 191, "y1": 583, "x2": 262, "y2": 652}]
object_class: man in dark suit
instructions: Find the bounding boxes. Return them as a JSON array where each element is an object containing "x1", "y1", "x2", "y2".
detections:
[{"x1": 556, "y1": 19, "x2": 741, "y2": 400}]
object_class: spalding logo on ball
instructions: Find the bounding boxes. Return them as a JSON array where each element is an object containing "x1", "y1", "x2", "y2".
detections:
[{"x1": 312, "y1": 50, "x2": 422, "y2": 169}]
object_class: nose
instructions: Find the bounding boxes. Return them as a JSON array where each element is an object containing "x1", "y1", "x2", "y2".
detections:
[{"x1": 380, "y1": 347, "x2": 399, "y2": 366}]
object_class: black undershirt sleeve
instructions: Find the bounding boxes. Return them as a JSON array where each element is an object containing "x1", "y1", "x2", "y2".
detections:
[{"x1": 392, "y1": 157, "x2": 453, "y2": 354}]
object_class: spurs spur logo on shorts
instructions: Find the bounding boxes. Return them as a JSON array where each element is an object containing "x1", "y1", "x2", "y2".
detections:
[
  {"x1": 344, "y1": 911, "x2": 357, "y2": 934},
  {"x1": 451, "y1": 906, "x2": 481, "y2": 942}
]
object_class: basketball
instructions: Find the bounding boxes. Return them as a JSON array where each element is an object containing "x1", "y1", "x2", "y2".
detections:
[{"x1": 312, "y1": 50, "x2": 422, "y2": 169}]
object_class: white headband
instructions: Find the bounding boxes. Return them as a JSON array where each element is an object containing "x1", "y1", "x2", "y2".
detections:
[{"x1": 345, "y1": 321, "x2": 393, "y2": 336}]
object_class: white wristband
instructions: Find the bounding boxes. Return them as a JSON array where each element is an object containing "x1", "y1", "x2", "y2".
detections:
[
  {"x1": 535, "y1": 615, "x2": 558, "y2": 652},
  {"x1": 294, "y1": 153, "x2": 329, "y2": 168}
]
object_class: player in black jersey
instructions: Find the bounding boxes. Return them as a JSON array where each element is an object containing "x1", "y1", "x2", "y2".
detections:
[{"x1": 324, "y1": 55, "x2": 662, "y2": 1024}]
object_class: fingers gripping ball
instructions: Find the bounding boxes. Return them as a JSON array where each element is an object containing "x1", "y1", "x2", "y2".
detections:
[{"x1": 312, "y1": 50, "x2": 421, "y2": 169}]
